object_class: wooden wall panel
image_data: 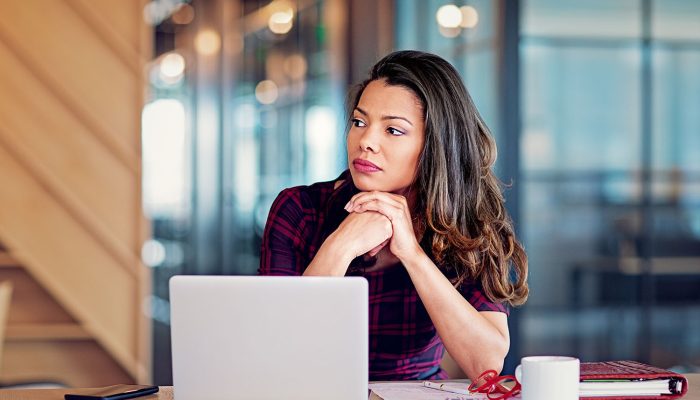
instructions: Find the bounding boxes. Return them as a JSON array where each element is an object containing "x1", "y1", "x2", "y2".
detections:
[
  {"x1": 2, "y1": 341, "x2": 132, "y2": 388},
  {"x1": 0, "y1": 144, "x2": 138, "y2": 373},
  {"x1": 0, "y1": 1, "x2": 140, "y2": 163},
  {"x1": 0, "y1": 281, "x2": 11, "y2": 364},
  {"x1": 67, "y1": 0, "x2": 145, "y2": 57},
  {"x1": 0, "y1": 269, "x2": 75, "y2": 324},
  {"x1": 0, "y1": 0, "x2": 150, "y2": 384},
  {"x1": 0, "y1": 41, "x2": 135, "y2": 258}
]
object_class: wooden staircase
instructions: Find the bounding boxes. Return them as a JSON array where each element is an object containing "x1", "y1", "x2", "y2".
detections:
[
  {"x1": 0, "y1": 247, "x2": 134, "y2": 386},
  {"x1": 0, "y1": 0, "x2": 151, "y2": 386}
]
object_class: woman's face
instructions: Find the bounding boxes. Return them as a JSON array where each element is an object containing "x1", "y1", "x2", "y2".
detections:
[{"x1": 347, "y1": 79, "x2": 425, "y2": 194}]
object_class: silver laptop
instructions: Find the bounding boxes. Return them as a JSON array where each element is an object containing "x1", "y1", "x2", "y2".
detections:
[{"x1": 170, "y1": 275, "x2": 368, "y2": 400}]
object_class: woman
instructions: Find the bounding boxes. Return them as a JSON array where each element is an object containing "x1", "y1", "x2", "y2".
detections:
[{"x1": 259, "y1": 50, "x2": 528, "y2": 381}]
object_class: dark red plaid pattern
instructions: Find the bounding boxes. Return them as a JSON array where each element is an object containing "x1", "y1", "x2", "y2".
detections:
[{"x1": 259, "y1": 170, "x2": 509, "y2": 381}]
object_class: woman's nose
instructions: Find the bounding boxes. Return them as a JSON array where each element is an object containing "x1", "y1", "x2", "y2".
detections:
[{"x1": 358, "y1": 127, "x2": 380, "y2": 153}]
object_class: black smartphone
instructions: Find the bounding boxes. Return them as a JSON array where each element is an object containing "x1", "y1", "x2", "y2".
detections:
[{"x1": 64, "y1": 384, "x2": 159, "y2": 400}]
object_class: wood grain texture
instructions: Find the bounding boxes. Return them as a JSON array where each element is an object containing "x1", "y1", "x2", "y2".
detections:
[
  {"x1": 63, "y1": 0, "x2": 144, "y2": 77},
  {"x1": 0, "y1": 145, "x2": 138, "y2": 375},
  {"x1": 0, "y1": 0, "x2": 151, "y2": 385},
  {"x1": 0, "y1": 281, "x2": 12, "y2": 364},
  {"x1": 68, "y1": 0, "x2": 145, "y2": 53},
  {"x1": 0, "y1": 253, "x2": 19, "y2": 268},
  {"x1": 5, "y1": 324, "x2": 91, "y2": 341},
  {"x1": 0, "y1": 43, "x2": 139, "y2": 274},
  {"x1": 0, "y1": 269, "x2": 75, "y2": 325},
  {"x1": 1, "y1": 341, "x2": 132, "y2": 388},
  {"x1": 0, "y1": 387, "x2": 168, "y2": 400},
  {"x1": 0, "y1": 1, "x2": 140, "y2": 169}
]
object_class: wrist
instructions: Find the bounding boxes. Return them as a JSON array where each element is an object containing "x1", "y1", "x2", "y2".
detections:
[
  {"x1": 398, "y1": 244, "x2": 429, "y2": 271},
  {"x1": 324, "y1": 231, "x2": 357, "y2": 265},
  {"x1": 323, "y1": 231, "x2": 358, "y2": 265},
  {"x1": 305, "y1": 233, "x2": 355, "y2": 277}
]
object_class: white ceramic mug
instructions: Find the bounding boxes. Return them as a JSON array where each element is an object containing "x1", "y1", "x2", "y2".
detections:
[{"x1": 515, "y1": 356, "x2": 580, "y2": 400}]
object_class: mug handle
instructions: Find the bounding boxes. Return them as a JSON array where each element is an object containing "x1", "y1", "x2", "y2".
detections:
[{"x1": 515, "y1": 364, "x2": 522, "y2": 384}]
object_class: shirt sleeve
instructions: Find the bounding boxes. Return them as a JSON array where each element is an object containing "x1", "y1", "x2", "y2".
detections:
[
  {"x1": 258, "y1": 188, "x2": 308, "y2": 276},
  {"x1": 458, "y1": 280, "x2": 510, "y2": 315}
]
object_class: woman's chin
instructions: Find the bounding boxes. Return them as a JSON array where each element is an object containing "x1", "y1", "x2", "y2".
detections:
[
  {"x1": 350, "y1": 173, "x2": 386, "y2": 192},
  {"x1": 349, "y1": 170, "x2": 413, "y2": 193}
]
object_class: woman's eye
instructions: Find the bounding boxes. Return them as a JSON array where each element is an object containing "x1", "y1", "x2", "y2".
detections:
[
  {"x1": 351, "y1": 118, "x2": 366, "y2": 127},
  {"x1": 387, "y1": 127, "x2": 404, "y2": 136}
]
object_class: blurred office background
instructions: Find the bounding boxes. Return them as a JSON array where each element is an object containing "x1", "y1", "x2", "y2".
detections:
[{"x1": 0, "y1": 0, "x2": 698, "y2": 388}]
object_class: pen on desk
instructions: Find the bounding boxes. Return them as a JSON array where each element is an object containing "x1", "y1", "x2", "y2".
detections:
[{"x1": 423, "y1": 381, "x2": 471, "y2": 395}]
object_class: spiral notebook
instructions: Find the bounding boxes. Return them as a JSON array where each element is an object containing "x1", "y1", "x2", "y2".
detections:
[{"x1": 580, "y1": 360, "x2": 688, "y2": 399}]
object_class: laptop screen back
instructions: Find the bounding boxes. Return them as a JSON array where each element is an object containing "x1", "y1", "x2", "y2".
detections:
[{"x1": 170, "y1": 275, "x2": 368, "y2": 400}]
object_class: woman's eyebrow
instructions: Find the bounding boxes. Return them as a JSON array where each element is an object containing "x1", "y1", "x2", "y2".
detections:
[{"x1": 355, "y1": 107, "x2": 414, "y2": 126}]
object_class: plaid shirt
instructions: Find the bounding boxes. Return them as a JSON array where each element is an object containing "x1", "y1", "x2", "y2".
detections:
[{"x1": 259, "y1": 170, "x2": 508, "y2": 381}]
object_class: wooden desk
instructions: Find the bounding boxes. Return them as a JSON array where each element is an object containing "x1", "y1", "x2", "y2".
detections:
[{"x1": 1, "y1": 374, "x2": 699, "y2": 399}]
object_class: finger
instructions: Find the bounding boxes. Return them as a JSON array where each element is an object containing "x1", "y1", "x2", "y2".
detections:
[
  {"x1": 353, "y1": 199, "x2": 404, "y2": 222},
  {"x1": 344, "y1": 192, "x2": 374, "y2": 211},
  {"x1": 346, "y1": 191, "x2": 404, "y2": 212},
  {"x1": 356, "y1": 191, "x2": 407, "y2": 207},
  {"x1": 345, "y1": 191, "x2": 398, "y2": 210}
]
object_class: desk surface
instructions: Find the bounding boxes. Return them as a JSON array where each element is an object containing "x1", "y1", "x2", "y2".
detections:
[{"x1": 1, "y1": 374, "x2": 699, "y2": 399}]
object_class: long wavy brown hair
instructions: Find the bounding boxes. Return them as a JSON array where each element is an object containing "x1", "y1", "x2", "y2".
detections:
[{"x1": 349, "y1": 50, "x2": 528, "y2": 306}]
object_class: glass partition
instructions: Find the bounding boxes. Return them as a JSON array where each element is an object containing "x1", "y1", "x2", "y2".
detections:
[{"x1": 521, "y1": 0, "x2": 700, "y2": 369}]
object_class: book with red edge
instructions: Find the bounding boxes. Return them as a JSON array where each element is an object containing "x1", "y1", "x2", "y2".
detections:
[{"x1": 580, "y1": 360, "x2": 688, "y2": 399}]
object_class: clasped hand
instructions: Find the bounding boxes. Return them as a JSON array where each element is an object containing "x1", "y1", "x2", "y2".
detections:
[{"x1": 340, "y1": 191, "x2": 423, "y2": 261}]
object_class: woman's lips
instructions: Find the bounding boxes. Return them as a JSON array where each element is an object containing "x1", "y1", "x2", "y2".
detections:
[{"x1": 352, "y1": 159, "x2": 382, "y2": 173}]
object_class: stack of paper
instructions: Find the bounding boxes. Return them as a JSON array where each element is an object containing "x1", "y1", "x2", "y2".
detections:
[
  {"x1": 580, "y1": 378, "x2": 681, "y2": 397},
  {"x1": 369, "y1": 381, "x2": 488, "y2": 400}
]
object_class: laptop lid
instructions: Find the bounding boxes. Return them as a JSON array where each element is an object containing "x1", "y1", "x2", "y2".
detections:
[{"x1": 170, "y1": 275, "x2": 368, "y2": 400}]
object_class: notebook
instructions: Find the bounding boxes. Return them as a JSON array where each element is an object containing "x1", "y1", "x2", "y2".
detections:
[
  {"x1": 580, "y1": 360, "x2": 688, "y2": 399},
  {"x1": 169, "y1": 275, "x2": 369, "y2": 400}
]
